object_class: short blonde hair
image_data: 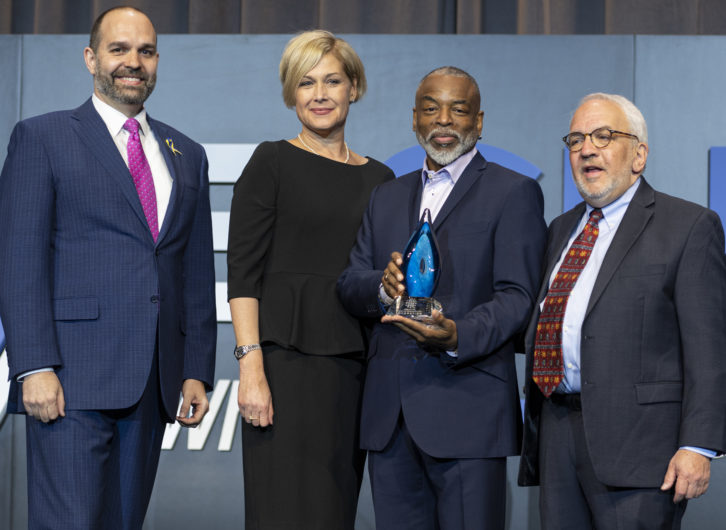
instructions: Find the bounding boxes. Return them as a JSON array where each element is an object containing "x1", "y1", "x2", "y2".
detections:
[{"x1": 279, "y1": 30, "x2": 366, "y2": 108}]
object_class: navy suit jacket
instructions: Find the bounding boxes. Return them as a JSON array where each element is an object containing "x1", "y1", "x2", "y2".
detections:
[
  {"x1": 0, "y1": 99, "x2": 216, "y2": 419},
  {"x1": 338, "y1": 152, "x2": 546, "y2": 458},
  {"x1": 519, "y1": 178, "x2": 726, "y2": 488}
]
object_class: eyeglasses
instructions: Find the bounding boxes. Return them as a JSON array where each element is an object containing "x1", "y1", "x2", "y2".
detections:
[{"x1": 562, "y1": 127, "x2": 639, "y2": 152}]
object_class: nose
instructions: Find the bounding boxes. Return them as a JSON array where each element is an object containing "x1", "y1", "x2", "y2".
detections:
[
  {"x1": 125, "y1": 51, "x2": 141, "y2": 69},
  {"x1": 579, "y1": 134, "x2": 597, "y2": 157},
  {"x1": 435, "y1": 107, "x2": 452, "y2": 126},
  {"x1": 313, "y1": 82, "x2": 327, "y2": 101}
]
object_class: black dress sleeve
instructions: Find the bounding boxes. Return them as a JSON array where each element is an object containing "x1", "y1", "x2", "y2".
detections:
[{"x1": 227, "y1": 141, "x2": 278, "y2": 299}]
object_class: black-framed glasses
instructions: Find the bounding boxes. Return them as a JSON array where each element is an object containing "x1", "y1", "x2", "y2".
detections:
[{"x1": 562, "y1": 127, "x2": 639, "y2": 152}]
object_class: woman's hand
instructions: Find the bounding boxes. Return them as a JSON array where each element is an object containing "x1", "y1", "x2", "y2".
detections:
[{"x1": 238, "y1": 349, "x2": 274, "y2": 428}]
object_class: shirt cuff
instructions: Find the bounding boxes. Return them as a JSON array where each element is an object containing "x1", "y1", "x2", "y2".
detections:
[
  {"x1": 17, "y1": 367, "x2": 54, "y2": 382},
  {"x1": 445, "y1": 350, "x2": 458, "y2": 358},
  {"x1": 378, "y1": 283, "x2": 394, "y2": 307},
  {"x1": 680, "y1": 446, "x2": 718, "y2": 459}
]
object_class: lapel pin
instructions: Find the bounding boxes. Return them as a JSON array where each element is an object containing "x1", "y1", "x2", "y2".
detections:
[{"x1": 165, "y1": 138, "x2": 182, "y2": 156}]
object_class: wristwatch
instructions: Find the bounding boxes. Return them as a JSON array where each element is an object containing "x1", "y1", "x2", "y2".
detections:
[{"x1": 233, "y1": 343, "x2": 261, "y2": 360}]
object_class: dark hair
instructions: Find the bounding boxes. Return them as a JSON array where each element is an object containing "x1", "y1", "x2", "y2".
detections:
[{"x1": 89, "y1": 6, "x2": 150, "y2": 52}]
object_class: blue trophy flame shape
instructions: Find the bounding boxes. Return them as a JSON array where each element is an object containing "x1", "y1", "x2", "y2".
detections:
[{"x1": 387, "y1": 208, "x2": 443, "y2": 320}]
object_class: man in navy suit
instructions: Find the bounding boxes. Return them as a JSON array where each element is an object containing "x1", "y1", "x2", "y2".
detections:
[
  {"x1": 0, "y1": 7, "x2": 216, "y2": 529},
  {"x1": 518, "y1": 93, "x2": 726, "y2": 528},
  {"x1": 338, "y1": 67, "x2": 546, "y2": 529}
]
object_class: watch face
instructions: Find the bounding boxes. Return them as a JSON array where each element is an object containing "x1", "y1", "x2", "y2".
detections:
[{"x1": 234, "y1": 344, "x2": 260, "y2": 359}]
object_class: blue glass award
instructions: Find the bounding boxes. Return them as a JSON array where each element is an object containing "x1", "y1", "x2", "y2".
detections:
[{"x1": 387, "y1": 208, "x2": 443, "y2": 320}]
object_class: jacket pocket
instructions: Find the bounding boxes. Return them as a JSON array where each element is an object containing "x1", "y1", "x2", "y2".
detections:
[
  {"x1": 634, "y1": 381, "x2": 682, "y2": 404},
  {"x1": 52, "y1": 297, "x2": 99, "y2": 321}
]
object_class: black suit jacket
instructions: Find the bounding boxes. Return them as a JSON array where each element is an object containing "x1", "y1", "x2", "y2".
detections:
[
  {"x1": 519, "y1": 178, "x2": 726, "y2": 488},
  {"x1": 338, "y1": 152, "x2": 547, "y2": 458}
]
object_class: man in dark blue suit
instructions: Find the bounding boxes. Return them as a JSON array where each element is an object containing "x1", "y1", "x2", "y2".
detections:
[
  {"x1": 0, "y1": 7, "x2": 216, "y2": 529},
  {"x1": 338, "y1": 67, "x2": 547, "y2": 529}
]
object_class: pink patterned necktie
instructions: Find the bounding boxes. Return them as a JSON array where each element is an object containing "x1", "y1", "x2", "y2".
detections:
[
  {"x1": 532, "y1": 208, "x2": 603, "y2": 397},
  {"x1": 123, "y1": 118, "x2": 159, "y2": 242}
]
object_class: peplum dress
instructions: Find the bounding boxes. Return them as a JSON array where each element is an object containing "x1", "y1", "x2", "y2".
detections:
[{"x1": 227, "y1": 140, "x2": 394, "y2": 529}]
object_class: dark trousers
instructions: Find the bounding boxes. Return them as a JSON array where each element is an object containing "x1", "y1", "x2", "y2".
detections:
[
  {"x1": 369, "y1": 415, "x2": 507, "y2": 530},
  {"x1": 539, "y1": 396, "x2": 687, "y2": 530},
  {"x1": 25, "y1": 352, "x2": 166, "y2": 530}
]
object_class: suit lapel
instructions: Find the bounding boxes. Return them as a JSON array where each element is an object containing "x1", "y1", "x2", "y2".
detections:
[
  {"x1": 585, "y1": 179, "x2": 655, "y2": 317},
  {"x1": 71, "y1": 99, "x2": 151, "y2": 234},
  {"x1": 148, "y1": 117, "x2": 181, "y2": 243},
  {"x1": 408, "y1": 172, "x2": 424, "y2": 233},
  {"x1": 432, "y1": 152, "x2": 485, "y2": 231}
]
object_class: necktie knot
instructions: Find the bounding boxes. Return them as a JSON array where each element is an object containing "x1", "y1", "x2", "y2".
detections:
[
  {"x1": 123, "y1": 118, "x2": 140, "y2": 137},
  {"x1": 589, "y1": 208, "x2": 603, "y2": 224}
]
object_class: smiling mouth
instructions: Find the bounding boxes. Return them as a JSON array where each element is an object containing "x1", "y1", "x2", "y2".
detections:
[
  {"x1": 433, "y1": 136, "x2": 457, "y2": 146},
  {"x1": 115, "y1": 75, "x2": 145, "y2": 86}
]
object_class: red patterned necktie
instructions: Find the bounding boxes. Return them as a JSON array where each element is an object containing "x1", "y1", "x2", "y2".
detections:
[
  {"x1": 123, "y1": 118, "x2": 159, "y2": 242},
  {"x1": 533, "y1": 208, "x2": 603, "y2": 397}
]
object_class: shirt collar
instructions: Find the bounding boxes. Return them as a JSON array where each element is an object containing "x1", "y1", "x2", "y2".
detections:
[
  {"x1": 420, "y1": 146, "x2": 478, "y2": 186},
  {"x1": 92, "y1": 94, "x2": 150, "y2": 139},
  {"x1": 586, "y1": 177, "x2": 641, "y2": 231}
]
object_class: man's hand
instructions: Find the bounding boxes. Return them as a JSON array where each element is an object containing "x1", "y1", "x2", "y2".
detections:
[
  {"x1": 660, "y1": 449, "x2": 711, "y2": 503},
  {"x1": 176, "y1": 379, "x2": 210, "y2": 427},
  {"x1": 381, "y1": 310, "x2": 458, "y2": 351},
  {"x1": 382, "y1": 252, "x2": 406, "y2": 300},
  {"x1": 22, "y1": 372, "x2": 65, "y2": 423},
  {"x1": 238, "y1": 350, "x2": 274, "y2": 428}
]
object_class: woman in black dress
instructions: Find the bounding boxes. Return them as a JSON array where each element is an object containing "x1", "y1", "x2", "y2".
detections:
[{"x1": 227, "y1": 30, "x2": 394, "y2": 529}]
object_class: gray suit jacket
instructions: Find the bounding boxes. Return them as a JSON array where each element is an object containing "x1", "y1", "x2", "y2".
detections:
[{"x1": 519, "y1": 178, "x2": 726, "y2": 488}]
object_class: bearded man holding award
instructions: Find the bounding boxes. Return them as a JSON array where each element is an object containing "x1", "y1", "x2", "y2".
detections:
[{"x1": 337, "y1": 66, "x2": 547, "y2": 530}]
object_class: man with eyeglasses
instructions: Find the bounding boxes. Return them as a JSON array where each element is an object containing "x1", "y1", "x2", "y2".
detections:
[{"x1": 518, "y1": 93, "x2": 726, "y2": 529}]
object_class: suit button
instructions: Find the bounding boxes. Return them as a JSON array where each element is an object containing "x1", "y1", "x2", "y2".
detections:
[
  {"x1": 155, "y1": 249, "x2": 160, "y2": 256},
  {"x1": 150, "y1": 295, "x2": 159, "y2": 303}
]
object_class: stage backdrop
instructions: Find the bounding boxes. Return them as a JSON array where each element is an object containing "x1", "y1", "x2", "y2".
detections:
[{"x1": 1, "y1": 34, "x2": 725, "y2": 529}]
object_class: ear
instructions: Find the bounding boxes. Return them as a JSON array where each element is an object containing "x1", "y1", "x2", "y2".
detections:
[
  {"x1": 476, "y1": 110, "x2": 484, "y2": 137},
  {"x1": 632, "y1": 141, "x2": 648, "y2": 174},
  {"x1": 349, "y1": 77, "x2": 358, "y2": 103},
  {"x1": 83, "y1": 47, "x2": 96, "y2": 76},
  {"x1": 412, "y1": 107, "x2": 417, "y2": 132}
]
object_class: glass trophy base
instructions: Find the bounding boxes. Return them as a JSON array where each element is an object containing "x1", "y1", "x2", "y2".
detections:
[{"x1": 386, "y1": 295, "x2": 443, "y2": 321}]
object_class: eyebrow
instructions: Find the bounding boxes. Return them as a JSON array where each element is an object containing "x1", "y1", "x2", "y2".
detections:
[
  {"x1": 420, "y1": 95, "x2": 469, "y2": 106},
  {"x1": 106, "y1": 40, "x2": 156, "y2": 50}
]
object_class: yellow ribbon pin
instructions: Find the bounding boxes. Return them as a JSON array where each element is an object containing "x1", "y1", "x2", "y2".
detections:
[{"x1": 165, "y1": 138, "x2": 182, "y2": 156}]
